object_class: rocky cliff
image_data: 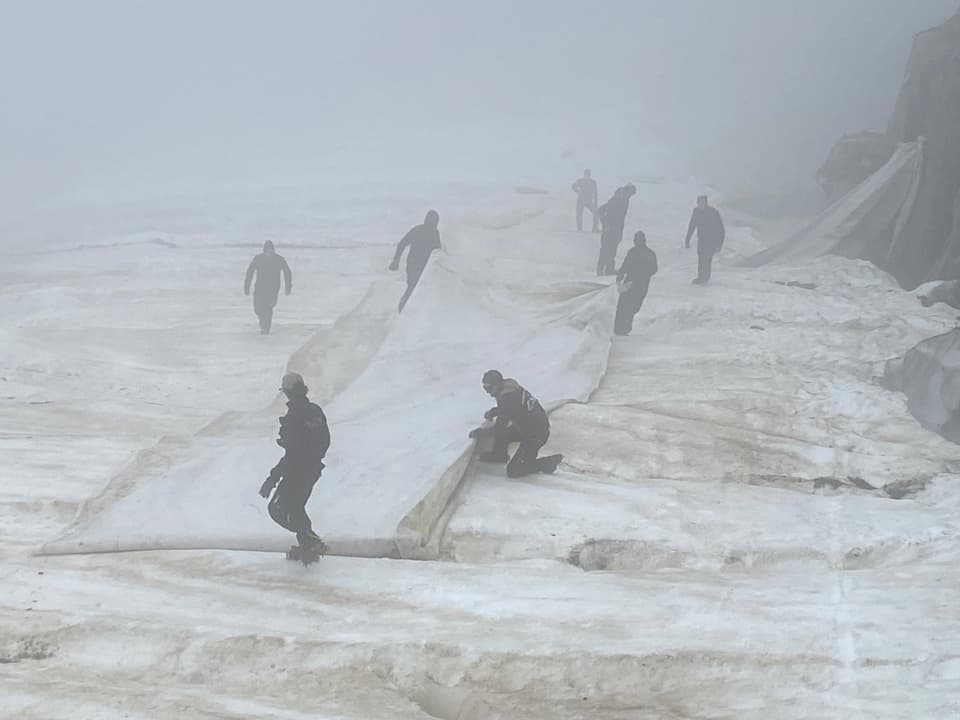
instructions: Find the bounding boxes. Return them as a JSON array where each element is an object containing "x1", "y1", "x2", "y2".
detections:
[
  {"x1": 819, "y1": 8, "x2": 960, "y2": 289},
  {"x1": 887, "y1": 8, "x2": 960, "y2": 287}
]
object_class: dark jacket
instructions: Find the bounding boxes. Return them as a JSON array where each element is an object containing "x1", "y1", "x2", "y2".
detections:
[
  {"x1": 685, "y1": 207, "x2": 725, "y2": 251},
  {"x1": 572, "y1": 177, "x2": 598, "y2": 206},
  {"x1": 617, "y1": 246, "x2": 658, "y2": 286},
  {"x1": 269, "y1": 395, "x2": 330, "y2": 481},
  {"x1": 245, "y1": 252, "x2": 292, "y2": 298},
  {"x1": 392, "y1": 223, "x2": 441, "y2": 272},
  {"x1": 490, "y1": 379, "x2": 548, "y2": 437},
  {"x1": 598, "y1": 187, "x2": 634, "y2": 236}
]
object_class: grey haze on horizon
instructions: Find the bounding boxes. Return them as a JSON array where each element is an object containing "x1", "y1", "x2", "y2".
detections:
[{"x1": 0, "y1": 0, "x2": 957, "y2": 218}]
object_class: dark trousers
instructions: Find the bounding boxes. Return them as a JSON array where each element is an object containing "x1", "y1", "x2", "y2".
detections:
[
  {"x1": 614, "y1": 283, "x2": 650, "y2": 335},
  {"x1": 268, "y1": 468, "x2": 322, "y2": 547},
  {"x1": 492, "y1": 422, "x2": 552, "y2": 478},
  {"x1": 253, "y1": 294, "x2": 277, "y2": 332},
  {"x1": 399, "y1": 260, "x2": 428, "y2": 313},
  {"x1": 577, "y1": 200, "x2": 598, "y2": 232},
  {"x1": 597, "y1": 231, "x2": 622, "y2": 276},
  {"x1": 697, "y1": 247, "x2": 715, "y2": 283}
]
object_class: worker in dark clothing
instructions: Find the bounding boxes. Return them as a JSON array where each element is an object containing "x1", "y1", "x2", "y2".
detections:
[
  {"x1": 259, "y1": 372, "x2": 330, "y2": 565},
  {"x1": 597, "y1": 184, "x2": 636, "y2": 276},
  {"x1": 244, "y1": 240, "x2": 292, "y2": 334},
  {"x1": 614, "y1": 231, "x2": 659, "y2": 336},
  {"x1": 684, "y1": 195, "x2": 725, "y2": 285},
  {"x1": 468, "y1": 370, "x2": 563, "y2": 478},
  {"x1": 390, "y1": 210, "x2": 441, "y2": 313},
  {"x1": 572, "y1": 168, "x2": 599, "y2": 233}
]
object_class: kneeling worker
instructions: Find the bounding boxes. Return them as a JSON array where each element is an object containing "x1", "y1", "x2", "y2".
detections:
[{"x1": 469, "y1": 370, "x2": 563, "y2": 478}]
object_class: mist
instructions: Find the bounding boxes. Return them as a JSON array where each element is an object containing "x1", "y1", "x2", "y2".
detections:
[
  {"x1": 1, "y1": 0, "x2": 957, "y2": 217},
  {"x1": 7, "y1": 3, "x2": 960, "y2": 712}
]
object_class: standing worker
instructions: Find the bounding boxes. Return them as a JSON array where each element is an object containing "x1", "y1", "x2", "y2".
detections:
[
  {"x1": 244, "y1": 240, "x2": 292, "y2": 334},
  {"x1": 572, "y1": 169, "x2": 599, "y2": 233},
  {"x1": 390, "y1": 210, "x2": 442, "y2": 313},
  {"x1": 684, "y1": 195, "x2": 725, "y2": 285},
  {"x1": 596, "y1": 184, "x2": 636, "y2": 276},
  {"x1": 614, "y1": 231, "x2": 658, "y2": 336},
  {"x1": 259, "y1": 372, "x2": 330, "y2": 565}
]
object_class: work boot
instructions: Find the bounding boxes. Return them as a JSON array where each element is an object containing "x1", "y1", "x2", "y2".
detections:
[
  {"x1": 298, "y1": 534, "x2": 327, "y2": 566},
  {"x1": 304, "y1": 530, "x2": 327, "y2": 551},
  {"x1": 539, "y1": 454, "x2": 563, "y2": 474},
  {"x1": 286, "y1": 545, "x2": 301, "y2": 561}
]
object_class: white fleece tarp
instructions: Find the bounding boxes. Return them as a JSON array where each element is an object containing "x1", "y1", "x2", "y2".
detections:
[
  {"x1": 738, "y1": 140, "x2": 924, "y2": 268},
  {"x1": 42, "y1": 204, "x2": 616, "y2": 558}
]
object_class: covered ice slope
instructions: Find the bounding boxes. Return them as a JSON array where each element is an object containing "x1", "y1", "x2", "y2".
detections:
[
  {"x1": 739, "y1": 140, "x2": 924, "y2": 270},
  {"x1": 43, "y1": 203, "x2": 615, "y2": 558}
]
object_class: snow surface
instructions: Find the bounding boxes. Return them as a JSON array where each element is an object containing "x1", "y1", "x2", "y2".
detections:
[{"x1": 2, "y1": 179, "x2": 960, "y2": 719}]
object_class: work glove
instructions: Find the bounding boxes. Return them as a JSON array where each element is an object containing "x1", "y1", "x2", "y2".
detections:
[
  {"x1": 468, "y1": 426, "x2": 489, "y2": 440},
  {"x1": 919, "y1": 295, "x2": 933, "y2": 307},
  {"x1": 469, "y1": 416, "x2": 497, "y2": 439},
  {"x1": 483, "y1": 407, "x2": 499, "y2": 421},
  {"x1": 259, "y1": 478, "x2": 276, "y2": 499},
  {"x1": 389, "y1": 260, "x2": 399, "y2": 272}
]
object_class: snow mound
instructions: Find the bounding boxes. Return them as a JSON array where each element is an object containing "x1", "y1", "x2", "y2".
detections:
[
  {"x1": 42, "y1": 204, "x2": 616, "y2": 558},
  {"x1": 883, "y1": 328, "x2": 960, "y2": 443}
]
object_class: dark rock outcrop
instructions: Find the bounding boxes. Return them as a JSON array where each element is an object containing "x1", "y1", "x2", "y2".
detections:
[{"x1": 885, "y1": 9, "x2": 960, "y2": 287}]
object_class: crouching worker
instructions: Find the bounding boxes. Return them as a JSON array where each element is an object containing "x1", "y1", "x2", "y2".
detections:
[
  {"x1": 259, "y1": 372, "x2": 330, "y2": 565},
  {"x1": 469, "y1": 370, "x2": 563, "y2": 478}
]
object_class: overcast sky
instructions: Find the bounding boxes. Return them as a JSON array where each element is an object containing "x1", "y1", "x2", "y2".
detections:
[{"x1": 0, "y1": 0, "x2": 957, "y2": 213}]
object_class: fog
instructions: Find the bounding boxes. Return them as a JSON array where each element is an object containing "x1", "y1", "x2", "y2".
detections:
[
  {"x1": 7, "y1": 5, "x2": 960, "y2": 713},
  {"x1": 0, "y1": 0, "x2": 957, "y2": 217}
]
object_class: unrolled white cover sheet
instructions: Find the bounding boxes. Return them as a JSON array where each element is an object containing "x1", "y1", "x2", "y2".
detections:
[
  {"x1": 738, "y1": 140, "x2": 924, "y2": 268},
  {"x1": 43, "y1": 204, "x2": 616, "y2": 558}
]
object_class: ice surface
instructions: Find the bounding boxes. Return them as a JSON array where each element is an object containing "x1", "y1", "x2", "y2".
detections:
[{"x1": 3, "y1": 179, "x2": 960, "y2": 719}]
